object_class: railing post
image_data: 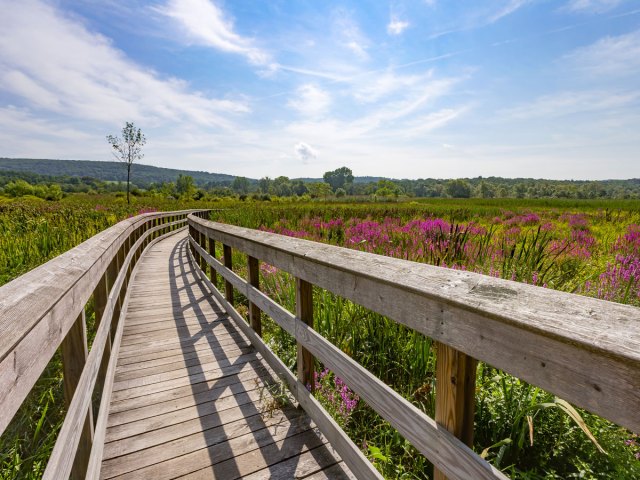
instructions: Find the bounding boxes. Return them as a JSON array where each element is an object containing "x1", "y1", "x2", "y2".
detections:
[
  {"x1": 93, "y1": 272, "x2": 111, "y2": 393},
  {"x1": 296, "y1": 278, "x2": 315, "y2": 392},
  {"x1": 207, "y1": 236, "x2": 217, "y2": 286},
  {"x1": 223, "y1": 244, "x2": 234, "y2": 305},
  {"x1": 434, "y1": 343, "x2": 477, "y2": 480},
  {"x1": 247, "y1": 256, "x2": 262, "y2": 336},
  {"x1": 60, "y1": 310, "x2": 94, "y2": 480},
  {"x1": 198, "y1": 230, "x2": 206, "y2": 272}
]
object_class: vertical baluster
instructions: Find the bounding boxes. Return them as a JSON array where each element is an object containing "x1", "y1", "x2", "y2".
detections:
[
  {"x1": 434, "y1": 343, "x2": 477, "y2": 480},
  {"x1": 198, "y1": 230, "x2": 206, "y2": 272},
  {"x1": 296, "y1": 278, "x2": 315, "y2": 392},
  {"x1": 60, "y1": 310, "x2": 93, "y2": 480},
  {"x1": 247, "y1": 256, "x2": 261, "y2": 336},
  {"x1": 223, "y1": 244, "x2": 233, "y2": 305},
  {"x1": 93, "y1": 272, "x2": 111, "y2": 394},
  {"x1": 207, "y1": 236, "x2": 217, "y2": 286}
]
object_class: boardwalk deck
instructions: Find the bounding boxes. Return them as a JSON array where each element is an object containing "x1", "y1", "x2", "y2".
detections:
[{"x1": 101, "y1": 233, "x2": 354, "y2": 479}]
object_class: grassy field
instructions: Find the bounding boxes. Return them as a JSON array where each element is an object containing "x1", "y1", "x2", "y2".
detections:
[{"x1": 1, "y1": 195, "x2": 639, "y2": 479}]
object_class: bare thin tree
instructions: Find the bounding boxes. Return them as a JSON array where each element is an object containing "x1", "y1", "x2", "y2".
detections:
[{"x1": 106, "y1": 122, "x2": 146, "y2": 204}]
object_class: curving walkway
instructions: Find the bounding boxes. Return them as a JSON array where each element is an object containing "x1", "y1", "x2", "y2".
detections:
[{"x1": 100, "y1": 232, "x2": 354, "y2": 479}]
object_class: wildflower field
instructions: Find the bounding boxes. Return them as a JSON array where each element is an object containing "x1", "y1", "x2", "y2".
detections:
[{"x1": 1, "y1": 195, "x2": 639, "y2": 479}]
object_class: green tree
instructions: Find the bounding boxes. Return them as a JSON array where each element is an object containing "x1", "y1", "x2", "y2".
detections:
[
  {"x1": 308, "y1": 182, "x2": 333, "y2": 198},
  {"x1": 445, "y1": 179, "x2": 471, "y2": 198},
  {"x1": 323, "y1": 166, "x2": 354, "y2": 192},
  {"x1": 258, "y1": 177, "x2": 272, "y2": 194},
  {"x1": 106, "y1": 122, "x2": 146, "y2": 204},
  {"x1": 176, "y1": 174, "x2": 195, "y2": 198},
  {"x1": 232, "y1": 176, "x2": 250, "y2": 194}
]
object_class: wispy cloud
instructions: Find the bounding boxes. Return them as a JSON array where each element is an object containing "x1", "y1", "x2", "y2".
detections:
[
  {"x1": 562, "y1": 30, "x2": 640, "y2": 76},
  {"x1": 333, "y1": 9, "x2": 371, "y2": 60},
  {"x1": 565, "y1": 0, "x2": 625, "y2": 13},
  {"x1": 488, "y1": 0, "x2": 532, "y2": 23},
  {"x1": 156, "y1": 0, "x2": 269, "y2": 65},
  {"x1": 287, "y1": 84, "x2": 331, "y2": 117},
  {"x1": 387, "y1": 15, "x2": 410, "y2": 35},
  {"x1": 0, "y1": 0, "x2": 249, "y2": 130}
]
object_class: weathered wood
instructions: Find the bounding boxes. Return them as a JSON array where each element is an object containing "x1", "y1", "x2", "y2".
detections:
[
  {"x1": 434, "y1": 343, "x2": 478, "y2": 480},
  {"x1": 188, "y1": 215, "x2": 640, "y2": 433},
  {"x1": 86, "y1": 226, "x2": 187, "y2": 480},
  {"x1": 43, "y1": 221, "x2": 195, "y2": 480},
  {"x1": 189, "y1": 243, "x2": 379, "y2": 480},
  {"x1": 207, "y1": 236, "x2": 217, "y2": 285},
  {"x1": 223, "y1": 243, "x2": 234, "y2": 304},
  {"x1": 296, "y1": 277, "x2": 315, "y2": 392},
  {"x1": 247, "y1": 256, "x2": 262, "y2": 336},
  {"x1": 61, "y1": 310, "x2": 94, "y2": 480},
  {"x1": 192, "y1": 237, "x2": 503, "y2": 479}
]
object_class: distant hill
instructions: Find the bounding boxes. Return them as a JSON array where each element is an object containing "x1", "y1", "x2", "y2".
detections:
[{"x1": 0, "y1": 158, "x2": 238, "y2": 188}]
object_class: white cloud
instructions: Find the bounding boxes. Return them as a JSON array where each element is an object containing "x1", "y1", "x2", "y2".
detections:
[
  {"x1": 294, "y1": 142, "x2": 318, "y2": 164},
  {"x1": 487, "y1": 0, "x2": 532, "y2": 23},
  {"x1": 0, "y1": 0, "x2": 248, "y2": 129},
  {"x1": 565, "y1": 0, "x2": 624, "y2": 13},
  {"x1": 562, "y1": 30, "x2": 640, "y2": 76},
  {"x1": 333, "y1": 9, "x2": 371, "y2": 60},
  {"x1": 288, "y1": 84, "x2": 331, "y2": 117},
  {"x1": 387, "y1": 15, "x2": 410, "y2": 35},
  {"x1": 157, "y1": 0, "x2": 269, "y2": 65}
]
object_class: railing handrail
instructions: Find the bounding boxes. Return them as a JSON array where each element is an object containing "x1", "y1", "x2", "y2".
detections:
[
  {"x1": 0, "y1": 209, "x2": 209, "y2": 479},
  {"x1": 187, "y1": 214, "x2": 640, "y2": 480}
]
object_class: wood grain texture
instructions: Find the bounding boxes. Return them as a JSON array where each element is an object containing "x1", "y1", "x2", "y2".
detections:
[
  {"x1": 61, "y1": 311, "x2": 94, "y2": 480},
  {"x1": 188, "y1": 241, "x2": 380, "y2": 480},
  {"x1": 247, "y1": 256, "x2": 261, "y2": 336},
  {"x1": 434, "y1": 343, "x2": 478, "y2": 480},
  {"x1": 296, "y1": 277, "x2": 315, "y2": 392},
  {"x1": 223, "y1": 243, "x2": 234, "y2": 305},
  {"x1": 44, "y1": 218, "x2": 193, "y2": 480},
  {"x1": 0, "y1": 211, "x2": 201, "y2": 436},
  {"x1": 189, "y1": 215, "x2": 640, "y2": 433},
  {"x1": 97, "y1": 234, "x2": 353, "y2": 480}
]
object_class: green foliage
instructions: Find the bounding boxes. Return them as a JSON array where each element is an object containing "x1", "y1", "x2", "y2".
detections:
[{"x1": 323, "y1": 166, "x2": 354, "y2": 192}]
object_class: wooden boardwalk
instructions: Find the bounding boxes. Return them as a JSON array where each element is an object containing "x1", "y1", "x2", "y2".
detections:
[{"x1": 101, "y1": 233, "x2": 354, "y2": 479}]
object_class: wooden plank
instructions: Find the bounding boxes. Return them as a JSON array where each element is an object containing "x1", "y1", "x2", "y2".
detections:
[
  {"x1": 101, "y1": 407, "x2": 306, "y2": 478},
  {"x1": 434, "y1": 343, "x2": 478, "y2": 480},
  {"x1": 188, "y1": 245, "x2": 378, "y2": 480},
  {"x1": 103, "y1": 418, "x2": 317, "y2": 480},
  {"x1": 110, "y1": 359, "x2": 265, "y2": 403},
  {"x1": 223, "y1": 243, "x2": 234, "y2": 305},
  {"x1": 241, "y1": 444, "x2": 345, "y2": 480},
  {"x1": 189, "y1": 215, "x2": 640, "y2": 433},
  {"x1": 304, "y1": 462, "x2": 357, "y2": 480},
  {"x1": 43, "y1": 220, "x2": 197, "y2": 480},
  {"x1": 296, "y1": 278, "x2": 315, "y2": 392},
  {"x1": 247, "y1": 256, "x2": 262, "y2": 336},
  {"x1": 108, "y1": 364, "x2": 269, "y2": 415},
  {"x1": 61, "y1": 310, "x2": 94, "y2": 480},
  {"x1": 87, "y1": 223, "x2": 189, "y2": 480}
]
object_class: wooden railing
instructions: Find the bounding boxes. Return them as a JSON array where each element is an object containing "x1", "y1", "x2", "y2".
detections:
[
  {"x1": 0, "y1": 209, "x2": 209, "y2": 480},
  {"x1": 187, "y1": 214, "x2": 640, "y2": 480}
]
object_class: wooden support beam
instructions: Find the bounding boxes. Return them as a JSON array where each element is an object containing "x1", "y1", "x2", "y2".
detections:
[
  {"x1": 198, "y1": 231, "x2": 206, "y2": 272},
  {"x1": 208, "y1": 236, "x2": 217, "y2": 286},
  {"x1": 60, "y1": 310, "x2": 94, "y2": 480},
  {"x1": 223, "y1": 244, "x2": 234, "y2": 305},
  {"x1": 296, "y1": 278, "x2": 315, "y2": 392},
  {"x1": 434, "y1": 342, "x2": 478, "y2": 480},
  {"x1": 247, "y1": 256, "x2": 262, "y2": 336},
  {"x1": 92, "y1": 273, "x2": 111, "y2": 395}
]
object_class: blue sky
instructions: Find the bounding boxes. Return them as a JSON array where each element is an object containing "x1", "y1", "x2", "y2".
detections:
[{"x1": 0, "y1": 0, "x2": 638, "y2": 180}]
